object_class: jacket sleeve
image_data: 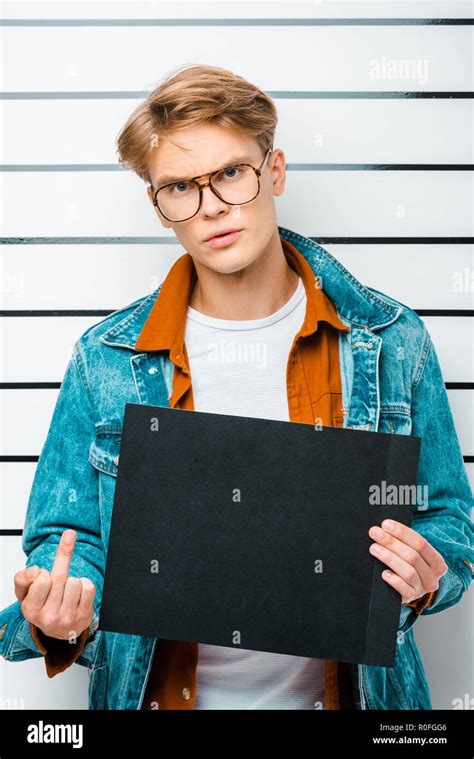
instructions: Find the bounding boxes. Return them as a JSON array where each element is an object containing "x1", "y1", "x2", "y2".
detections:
[
  {"x1": 399, "y1": 327, "x2": 474, "y2": 635},
  {"x1": 0, "y1": 341, "x2": 104, "y2": 674}
]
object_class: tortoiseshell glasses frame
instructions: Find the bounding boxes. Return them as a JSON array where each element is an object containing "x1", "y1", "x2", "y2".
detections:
[{"x1": 150, "y1": 147, "x2": 273, "y2": 222}]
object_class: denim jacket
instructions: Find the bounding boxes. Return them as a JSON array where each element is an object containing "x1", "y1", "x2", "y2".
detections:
[{"x1": 1, "y1": 225, "x2": 473, "y2": 710}]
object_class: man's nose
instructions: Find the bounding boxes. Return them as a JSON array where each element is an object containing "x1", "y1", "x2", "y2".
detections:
[{"x1": 199, "y1": 183, "x2": 229, "y2": 215}]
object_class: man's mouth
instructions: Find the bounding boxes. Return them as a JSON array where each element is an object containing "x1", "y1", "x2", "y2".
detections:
[{"x1": 204, "y1": 229, "x2": 243, "y2": 248}]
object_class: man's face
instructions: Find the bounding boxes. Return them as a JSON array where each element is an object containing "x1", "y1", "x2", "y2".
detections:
[{"x1": 146, "y1": 123, "x2": 286, "y2": 275}]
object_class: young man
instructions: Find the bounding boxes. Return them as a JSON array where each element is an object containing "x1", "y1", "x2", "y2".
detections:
[{"x1": 1, "y1": 65, "x2": 473, "y2": 710}]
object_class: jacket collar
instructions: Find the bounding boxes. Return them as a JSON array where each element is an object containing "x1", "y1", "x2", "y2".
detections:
[{"x1": 100, "y1": 225, "x2": 402, "y2": 352}]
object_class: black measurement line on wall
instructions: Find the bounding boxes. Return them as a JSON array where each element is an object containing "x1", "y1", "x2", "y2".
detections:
[
  {"x1": 2, "y1": 92, "x2": 474, "y2": 100},
  {"x1": 2, "y1": 164, "x2": 473, "y2": 171},
  {"x1": 1, "y1": 309, "x2": 473, "y2": 317},
  {"x1": 2, "y1": 237, "x2": 474, "y2": 245},
  {"x1": 0, "y1": 381, "x2": 472, "y2": 390}
]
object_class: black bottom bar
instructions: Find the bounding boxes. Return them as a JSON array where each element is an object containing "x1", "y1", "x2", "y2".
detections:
[{"x1": 0, "y1": 708, "x2": 471, "y2": 757}]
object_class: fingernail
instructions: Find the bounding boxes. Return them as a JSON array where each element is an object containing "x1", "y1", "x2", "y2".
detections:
[
  {"x1": 64, "y1": 531, "x2": 75, "y2": 544},
  {"x1": 26, "y1": 566, "x2": 38, "y2": 577},
  {"x1": 383, "y1": 520, "x2": 394, "y2": 530}
]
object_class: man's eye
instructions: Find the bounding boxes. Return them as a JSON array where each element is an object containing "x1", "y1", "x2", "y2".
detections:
[
  {"x1": 215, "y1": 166, "x2": 242, "y2": 182},
  {"x1": 165, "y1": 181, "x2": 195, "y2": 195},
  {"x1": 223, "y1": 166, "x2": 240, "y2": 178},
  {"x1": 170, "y1": 181, "x2": 190, "y2": 193}
]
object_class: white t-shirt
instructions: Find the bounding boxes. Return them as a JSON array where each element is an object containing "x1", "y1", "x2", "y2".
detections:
[{"x1": 184, "y1": 275, "x2": 326, "y2": 709}]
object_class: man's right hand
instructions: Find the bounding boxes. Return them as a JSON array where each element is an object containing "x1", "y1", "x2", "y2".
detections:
[{"x1": 14, "y1": 529, "x2": 96, "y2": 642}]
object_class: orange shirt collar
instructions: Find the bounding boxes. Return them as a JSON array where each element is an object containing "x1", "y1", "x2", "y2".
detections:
[{"x1": 134, "y1": 236, "x2": 349, "y2": 362}]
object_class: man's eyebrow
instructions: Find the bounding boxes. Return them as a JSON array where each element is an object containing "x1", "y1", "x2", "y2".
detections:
[{"x1": 155, "y1": 154, "x2": 257, "y2": 188}]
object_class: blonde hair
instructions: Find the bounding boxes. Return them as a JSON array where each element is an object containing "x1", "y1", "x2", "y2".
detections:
[{"x1": 116, "y1": 64, "x2": 278, "y2": 184}]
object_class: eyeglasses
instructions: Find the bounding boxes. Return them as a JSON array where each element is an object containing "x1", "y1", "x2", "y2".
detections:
[{"x1": 150, "y1": 147, "x2": 273, "y2": 222}]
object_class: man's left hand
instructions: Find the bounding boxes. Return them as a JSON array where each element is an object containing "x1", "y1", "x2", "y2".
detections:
[{"x1": 368, "y1": 519, "x2": 448, "y2": 604}]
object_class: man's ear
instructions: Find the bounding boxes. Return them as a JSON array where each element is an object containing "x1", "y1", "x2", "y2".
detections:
[
  {"x1": 147, "y1": 185, "x2": 172, "y2": 230},
  {"x1": 271, "y1": 149, "x2": 286, "y2": 198}
]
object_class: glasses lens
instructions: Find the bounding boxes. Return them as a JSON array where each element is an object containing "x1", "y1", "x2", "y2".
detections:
[
  {"x1": 156, "y1": 165, "x2": 259, "y2": 221},
  {"x1": 156, "y1": 181, "x2": 200, "y2": 222}
]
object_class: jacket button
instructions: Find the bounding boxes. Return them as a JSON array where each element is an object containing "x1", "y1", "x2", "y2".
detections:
[
  {"x1": 182, "y1": 687, "x2": 191, "y2": 701},
  {"x1": 464, "y1": 560, "x2": 474, "y2": 575}
]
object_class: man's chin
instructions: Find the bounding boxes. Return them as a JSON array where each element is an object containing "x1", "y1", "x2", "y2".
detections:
[{"x1": 198, "y1": 246, "x2": 255, "y2": 275}]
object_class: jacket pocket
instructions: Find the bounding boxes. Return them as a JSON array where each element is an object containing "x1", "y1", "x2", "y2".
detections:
[
  {"x1": 88, "y1": 423, "x2": 123, "y2": 547},
  {"x1": 88, "y1": 423, "x2": 123, "y2": 477}
]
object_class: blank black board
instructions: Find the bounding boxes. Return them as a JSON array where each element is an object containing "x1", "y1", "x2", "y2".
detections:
[{"x1": 98, "y1": 403, "x2": 421, "y2": 667}]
